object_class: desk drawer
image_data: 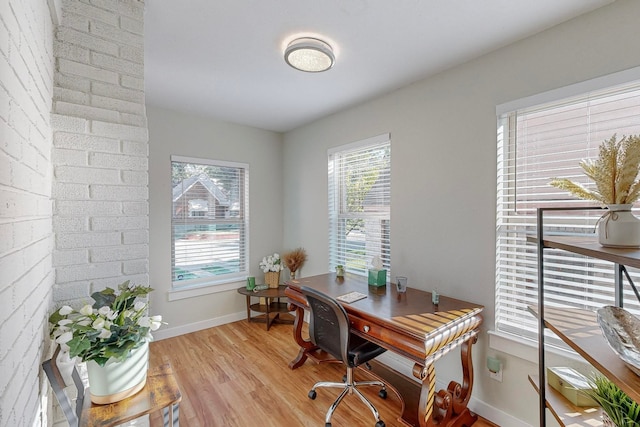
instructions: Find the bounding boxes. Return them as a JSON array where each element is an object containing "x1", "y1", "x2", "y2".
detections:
[{"x1": 350, "y1": 317, "x2": 424, "y2": 361}]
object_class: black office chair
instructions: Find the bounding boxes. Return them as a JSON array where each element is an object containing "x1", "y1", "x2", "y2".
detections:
[{"x1": 301, "y1": 286, "x2": 388, "y2": 427}]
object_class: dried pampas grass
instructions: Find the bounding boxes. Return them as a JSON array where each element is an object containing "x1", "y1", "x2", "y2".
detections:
[
  {"x1": 551, "y1": 134, "x2": 640, "y2": 205},
  {"x1": 283, "y1": 247, "x2": 307, "y2": 273}
]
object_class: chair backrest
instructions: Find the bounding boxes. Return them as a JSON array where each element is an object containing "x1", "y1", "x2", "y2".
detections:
[
  {"x1": 42, "y1": 346, "x2": 85, "y2": 427},
  {"x1": 301, "y1": 286, "x2": 351, "y2": 365}
]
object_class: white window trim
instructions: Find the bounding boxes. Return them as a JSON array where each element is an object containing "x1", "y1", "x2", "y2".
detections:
[
  {"x1": 327, "y1": 133, "x2": 390, "y2": 155},
  {"x1": 496, "y1": 65, "x2": 640, "y2": 115},
  {"x1": 494, "y1": 66, "x2": 640, "y2": 355},
  {"x1": 170, "y1": 155, "x2": 250, "y2": 298},
  {"x1": 328, "y1": 133, "x2": 391, "y2": 276},
  {"x1": 168, "y1": 279, "x2": 244, "y2": 301}
]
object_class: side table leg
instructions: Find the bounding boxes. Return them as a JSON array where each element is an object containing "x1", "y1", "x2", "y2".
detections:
[
  {"x1": 266, "y1": 297, "x2": 271, "y2": 331},
  {"x1": 164, "y1": 403, "x2": 179, "y2": 427},
  {"x1": 245, "y1": 295, "x2": 251, "y2": 322}
]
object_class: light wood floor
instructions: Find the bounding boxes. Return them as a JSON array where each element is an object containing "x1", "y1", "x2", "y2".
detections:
[{"x1": 149, "y1": 319, "x2": 498, "y2": 427}]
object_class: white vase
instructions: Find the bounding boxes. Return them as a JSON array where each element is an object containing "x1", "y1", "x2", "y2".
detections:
[
  {"x1": 598, "y1": 204, "x2": 640, "y2": 248},
  {"x1": 85, "y1": 341, "x2": 149, "y2": 404},
  {"x1": 601, "y1": 412, "x2": 616, "y2": 427},
  {"x1": 264, "y1": 271, "x2": 280, "y2": 288}
]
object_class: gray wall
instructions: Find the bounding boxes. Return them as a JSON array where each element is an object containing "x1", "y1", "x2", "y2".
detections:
[
  {"x1": 147, "y1": 106, "x2": 284, "y2": 331},
  {"x1": 281, "y1": 0, "x2": 640, "y2": 425}
]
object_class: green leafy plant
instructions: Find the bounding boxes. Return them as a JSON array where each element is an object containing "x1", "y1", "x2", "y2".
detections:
[
  {"x1": 49, "y1": 281, "x2": 163, "y2": 366},
  {"x1": 583, "y1": 375, "x2": 640, "y2": 426},
  {"x1": 551, "y1": 134, "x2": 640, "y2": 205}
]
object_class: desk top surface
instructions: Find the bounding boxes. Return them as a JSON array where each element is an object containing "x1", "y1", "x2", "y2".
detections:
[{"x1": 286, "y1": 273, "x2": 483, "y2": 343}]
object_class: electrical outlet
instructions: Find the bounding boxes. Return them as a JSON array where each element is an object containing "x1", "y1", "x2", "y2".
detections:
[{"x1": 489, "y1": 366, "x2": 503, "y2": 382}]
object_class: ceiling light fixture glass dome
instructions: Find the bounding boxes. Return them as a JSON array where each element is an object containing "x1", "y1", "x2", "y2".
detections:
[{"x1": 284, "y1": 37, "x2": 335, "y2": 73}]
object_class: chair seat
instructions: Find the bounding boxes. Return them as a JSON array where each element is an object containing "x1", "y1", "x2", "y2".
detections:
[{"x1": 348, "y1": 334, "x2": 387, "y2": 367}]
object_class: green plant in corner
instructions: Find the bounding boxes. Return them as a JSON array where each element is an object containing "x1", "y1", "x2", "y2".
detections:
[
  {"x1": 550, "y1": 134, "x2": 640, "y2": 205},
  {"x1": 583, "y1": 375, "x2": 640, "y2": 426},
  {"x1": 49, "y1": 281, "x2": 163, "y2": 366}
]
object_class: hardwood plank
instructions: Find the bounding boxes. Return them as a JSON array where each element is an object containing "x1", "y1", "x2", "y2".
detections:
[{"x1": 149, "y1": 320, "x2": 498, "y2": 427}]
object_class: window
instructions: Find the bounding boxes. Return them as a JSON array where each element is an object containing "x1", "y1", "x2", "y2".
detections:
[
  {"x1": 171, "y1": 156, "x2": 249, "y2": 289},
  {"x1": 496, "y1": 73, "x2": 640, "y2": 346},
  {"x1": 328, "y1": 134, "x2": 391, "y2": 277}
]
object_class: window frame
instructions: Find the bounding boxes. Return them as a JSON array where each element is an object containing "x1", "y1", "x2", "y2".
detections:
[
  {"x1": 169, "y1": 155, "x2": 249, "y2": 300},
  {"x1": 328, "y1": 133, "x2": 391, "y2": 278},
  {"x1": 494, "y1": 66, "x2": 640, "y2": 351}
]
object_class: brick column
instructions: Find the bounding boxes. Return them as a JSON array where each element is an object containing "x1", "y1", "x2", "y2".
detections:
[{"x1": 52, "y1": 0, "x2": 148, "y2": 304}]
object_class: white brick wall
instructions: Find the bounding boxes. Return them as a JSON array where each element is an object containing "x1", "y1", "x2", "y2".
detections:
[
  {"x1": 1, "y1": 0, "x2": 148, "y2": 425},
  {"x1": 52, "y1": 0, "x2": 149, "y2": 304},
  {"x1": 0, "y1": 1, "x2": 55, "y2": 426}
]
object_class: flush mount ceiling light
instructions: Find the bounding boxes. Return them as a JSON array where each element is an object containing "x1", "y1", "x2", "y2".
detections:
[{"x1": 284, "y1": 37, "x2": 335, "y2": 73}]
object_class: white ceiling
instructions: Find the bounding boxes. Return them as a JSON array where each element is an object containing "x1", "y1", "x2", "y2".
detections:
[{"x1": 144, "y1": 0, "x2": 614, "y2": 133}]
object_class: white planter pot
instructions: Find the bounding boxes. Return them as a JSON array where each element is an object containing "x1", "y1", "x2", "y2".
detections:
[
  {"x1": 598, "y1": 204, "x2": 640, "y2": 248},
  {"x1": 85, "y1": 341, "x2": 149, "y2": 404},
  {"x1": 601, "y1": 412, "x2": 616, "y2": 427}
]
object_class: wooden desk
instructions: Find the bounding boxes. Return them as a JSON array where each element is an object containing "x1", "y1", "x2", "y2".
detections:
[{"x1": 285, "y1": 273, "x2": 483, "y2": 427}]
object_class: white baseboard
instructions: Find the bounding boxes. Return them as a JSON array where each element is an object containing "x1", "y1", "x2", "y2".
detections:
[{"x1": 152, "y1": 311, "x2": 246, "y2": 341}]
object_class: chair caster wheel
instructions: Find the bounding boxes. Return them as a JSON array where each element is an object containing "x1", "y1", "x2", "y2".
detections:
[
  {"x1": 375, "y1": 421, "x2": 385, "y2": 427},
  {"x1": 379, "y1": 389, "x2": 387, "y2": 399},
  {"x1": 325, "y1": 423, "x2": 332, "y2": 427},
  {"x1": 308, "y1": 390, "x2": 317, "y2": 400},
  {"x1": 343, "y1": 375, "x2": 347, "y2": 382}
]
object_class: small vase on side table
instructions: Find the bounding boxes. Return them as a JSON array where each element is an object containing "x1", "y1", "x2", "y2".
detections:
[
  {"x1": 598, "y1": 204, "x2": 640, "y2": 248},
  {"x1": 264, "y1": 271, "x2": 281, "y2": 288}
]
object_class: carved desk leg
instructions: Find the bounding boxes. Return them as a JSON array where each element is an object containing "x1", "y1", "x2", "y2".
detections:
[
  {"x1": 287, "y1": 303, "x2": 316, "y2": 369},
  {"x1": 417, "y1": 335, "x2": 479, "y2": 427}
]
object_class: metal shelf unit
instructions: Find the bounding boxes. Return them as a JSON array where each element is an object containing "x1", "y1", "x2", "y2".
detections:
[{"x1": 533, "y1": 206, "x2": 640, "y2": 427}]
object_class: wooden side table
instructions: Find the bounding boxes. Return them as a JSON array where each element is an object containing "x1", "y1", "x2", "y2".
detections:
[
  {"x1": 237, "y1": 285, "x2": 294, "y2": 330},
  {"x1": 43, "y1": 344, "x2": 182, "y2": 427}
]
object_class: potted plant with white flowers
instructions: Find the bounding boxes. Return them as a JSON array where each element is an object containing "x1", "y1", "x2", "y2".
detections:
[
  {"x1": 551, "y1": 134, "x2": 640, "y2": 248},
  {"x1": 259, "y1": 252, "x2": 285, "y2": 288},
  {"x1": 48, "y1": 280, "x2": 163, "y2": 404}
]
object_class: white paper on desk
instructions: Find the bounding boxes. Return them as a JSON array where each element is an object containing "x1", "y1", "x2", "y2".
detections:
[{"x1": 336, "y1": 291, "x2": 367, "y2": 304}]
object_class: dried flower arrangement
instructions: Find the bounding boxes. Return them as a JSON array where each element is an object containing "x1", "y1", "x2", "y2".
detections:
[
  {"x1": 550, "y1": 134, "x2": 640, "y2": 205},
  {"x1": 282, "y1": 247, "x2": 307, "y2": 279}
]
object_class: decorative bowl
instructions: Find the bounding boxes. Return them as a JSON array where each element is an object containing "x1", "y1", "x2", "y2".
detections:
[{"x1": 597, "y1": 305, "x2": 640, "y2": 376}]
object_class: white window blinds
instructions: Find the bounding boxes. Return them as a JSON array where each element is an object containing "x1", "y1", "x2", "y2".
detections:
[
  {"x1": 328, "y1": 134, "x2": 391, "y2": 276},
  {"x1": 171, "y1": 156, "x2": 249, "y2": 288},
  {"x1": 496, "y1": 79, "x2": 640, "y2": 343}
]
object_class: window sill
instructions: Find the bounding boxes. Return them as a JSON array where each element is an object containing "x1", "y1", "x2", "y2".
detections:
[
  {"x1": 168, "y1": 279, "x2": 244, "y2": 301},
  {"x1": 488, "y1": 330, "x2": 538, "y2": 363},
  {"x1": 488, "y1": 330, "x2": 586, "y2": 364}
]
